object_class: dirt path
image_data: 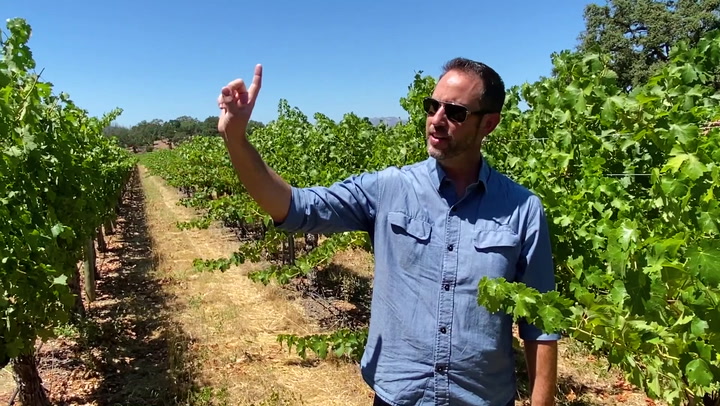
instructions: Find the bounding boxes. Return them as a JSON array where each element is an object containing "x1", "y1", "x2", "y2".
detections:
[
  {"x1": 0, "y1": 166, "x2": 373, "y2": 406},
  {"x1": 0, "y1": 166, "x2": 197, "y2": 405},
  {"x1": 138, "y1": 165, "x2": 374, "y2": 405}
]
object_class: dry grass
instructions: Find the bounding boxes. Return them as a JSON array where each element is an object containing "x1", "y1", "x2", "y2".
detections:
[
  {"x1": 138, "y1": 166, "x2": 374, "y2": 405},
  {"x1": 0, "y1": 366, "x2": 13, "y2": 401},
  {"x1": 330, "y1": 249, "x2": 374, "y2": 280}
]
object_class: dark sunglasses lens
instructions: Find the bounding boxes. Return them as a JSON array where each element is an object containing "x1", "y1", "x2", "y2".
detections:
[
  {"x1": 423, "y1": 98, "x2": 468, "y2": 122},
  {"x1": 444, "y1": 104, "x2": 468, "y2": 122},
  {"x1": 423, "y1": 98, "x2": 439, "y2": 114}
]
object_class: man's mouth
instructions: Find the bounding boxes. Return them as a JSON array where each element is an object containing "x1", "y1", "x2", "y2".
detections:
[{"x1": 429, "y1": 133, "x2": 450, "y2": 146}]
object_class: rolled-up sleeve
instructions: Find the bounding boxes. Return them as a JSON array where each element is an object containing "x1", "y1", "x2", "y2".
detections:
[
  {"x1": 274, "y1": 171, "x2": 379, "y2": 235},
  {"x1": 516, "y1": 195, "x2": 561, "y2": 341}
]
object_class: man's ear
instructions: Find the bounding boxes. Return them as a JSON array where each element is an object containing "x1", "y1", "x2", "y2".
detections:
[{"x1": 479, "y1": 113, "x2": 501, "y2": 134}]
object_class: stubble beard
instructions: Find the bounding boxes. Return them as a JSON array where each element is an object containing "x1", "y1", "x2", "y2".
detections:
[{"x1": 426, "y1": 132, "x2": 478, "y2": 161}]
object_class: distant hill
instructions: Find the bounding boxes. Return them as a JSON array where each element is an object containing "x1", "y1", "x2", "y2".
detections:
[{"x1": 368, "y1": 117, "x2": 406, "y2": 127}]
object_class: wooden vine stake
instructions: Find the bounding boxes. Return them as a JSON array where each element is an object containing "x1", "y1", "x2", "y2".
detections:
[
  {"x1": 288, "y1": 233, "x2": 296, "y2": 265},
  {"x1": 96, "y1": 226, "x2": 107, "y2": 253},
  {"x1": 84, "y1": 238, "x2": 96, "y2": 302},
  {"x1": 104, "y1": 216, "x2": 115, "y2": 235}
]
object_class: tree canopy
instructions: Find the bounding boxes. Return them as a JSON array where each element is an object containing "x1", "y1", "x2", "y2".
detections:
[
  {"x1": 578, "y1": 0, "x2": 720, "y2": 90},
  {"x1": 105, "y1": 116, "x2": 265, "y2": 152}
]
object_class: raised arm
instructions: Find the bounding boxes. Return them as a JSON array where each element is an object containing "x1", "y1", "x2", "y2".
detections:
[
  {"x1": 217, "y1": 64, "x2": 292, "y2": 223},
  {"x1": 216, "y1": 65, "x2": 378, "y2": 233}
]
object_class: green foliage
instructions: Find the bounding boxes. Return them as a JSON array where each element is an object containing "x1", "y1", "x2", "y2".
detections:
[
  {"x1": 480, "y1": 30, "x2": 720, "y2": 405},
  {"x1": 277, "y1": 329, "x2": 368, "y2": 361},
  {"x1": 0, "y1": 19, "x2": 134, "y2": 364},
  {"x1": 247, "y1": 232, "x2": 370, "y2": 285},
  {"x1": 578, "y1": 0, "x2": 720, "y2": 90}
]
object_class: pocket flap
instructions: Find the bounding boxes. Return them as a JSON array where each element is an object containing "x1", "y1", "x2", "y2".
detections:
[
  {"x1": 474, "y1": 230, "x2": 520, "y2": 250},
  {"x1": 388, "y1": 211, "x2": 432, "y2": 241}
]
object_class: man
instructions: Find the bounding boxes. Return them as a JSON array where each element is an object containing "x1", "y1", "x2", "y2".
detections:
[{"x1": 216, "y1": 58, "x2": 559, "y2": 406}]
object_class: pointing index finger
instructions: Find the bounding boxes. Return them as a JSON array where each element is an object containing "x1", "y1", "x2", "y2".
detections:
[{"x1": 249, "y1": 64, "x2": 262, "y2": 102}]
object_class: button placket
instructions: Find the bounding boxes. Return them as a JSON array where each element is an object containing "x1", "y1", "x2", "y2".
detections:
[{"x1": 434, "y1": 209, "x2": 458, "y2": 404}]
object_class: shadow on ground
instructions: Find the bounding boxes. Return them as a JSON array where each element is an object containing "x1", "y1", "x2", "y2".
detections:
[
  {"x1": 40, "y1": 167, "x2": 201, "y2": 406},
  {"x1": 295, "y1": 262, "x2": 373, "y2": 330}
]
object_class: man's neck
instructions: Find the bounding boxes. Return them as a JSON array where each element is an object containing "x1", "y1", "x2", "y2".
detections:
[{"x1": 438, "y1": 154, "x2": 483, "y2": 198}]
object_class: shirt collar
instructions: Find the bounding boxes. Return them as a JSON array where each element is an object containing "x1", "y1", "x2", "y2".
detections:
[{"x1": 426, "y1": 156, "x2": 490, "y2": 193}]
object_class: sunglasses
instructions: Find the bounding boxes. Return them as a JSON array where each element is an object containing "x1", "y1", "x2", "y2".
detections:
[{"x1": 423, "y1": 97, "x2": 490, "y2": 123}]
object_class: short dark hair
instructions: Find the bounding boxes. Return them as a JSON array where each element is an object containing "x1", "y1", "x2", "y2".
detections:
[{"x1": 440, "y1": 57, "x2": 505, "y2": 113}]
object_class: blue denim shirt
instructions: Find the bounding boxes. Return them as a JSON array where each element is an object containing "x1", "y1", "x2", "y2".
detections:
[{"x1": 276, "y1": 157, "x2": 559, "y2": 406}]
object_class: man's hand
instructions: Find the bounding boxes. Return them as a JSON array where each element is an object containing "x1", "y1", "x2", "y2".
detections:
[
  {"x1": 213, "y1": 64, "x2": 292, "y2": 223},
  {"x1": 217, "y1": 64, "x2": 263, "y2": 141}
]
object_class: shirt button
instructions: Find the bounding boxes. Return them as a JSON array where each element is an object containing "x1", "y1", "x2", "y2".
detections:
[
  {"x1": 436, "y1": 365, "x2": 446, "y2": 373},
  {"x1": 440, "y1": 327, "x2": 447, "y2": 334},
  {"x1": 443, "y1": 284, "x2": 450, "y2": 291},
  {"x1": 447, "y1": 244, "x2": 454, "y2": 251}
]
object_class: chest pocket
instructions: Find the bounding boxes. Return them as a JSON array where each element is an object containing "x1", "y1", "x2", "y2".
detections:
[
  {"x1": 473, "y1": 224, "x2": 522, "y2": 280},
  {"x1": 387, "y1": 211, "x2": 434, "y2": 270}
]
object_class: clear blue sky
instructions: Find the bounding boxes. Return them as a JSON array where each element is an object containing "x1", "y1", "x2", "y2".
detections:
[{"x1": 3, "y1": 0, "x2": 592, "y2": 127}]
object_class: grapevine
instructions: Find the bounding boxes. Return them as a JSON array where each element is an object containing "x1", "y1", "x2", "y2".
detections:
[
  {"x1": 479, "y1": 32, "x2": 720, "y2": 405},
  {"x1": 1, "y1": 18, "x2": 135, "y2": 403}
]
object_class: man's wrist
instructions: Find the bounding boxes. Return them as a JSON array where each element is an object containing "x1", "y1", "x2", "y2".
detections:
[
  {"x1": 530, "y1": 384, "x2": 556, "y2": 406},
  {"x1": 530, "y1": 394, "x2": 555, "y2": 406},
  {"x1": 222, "y1": 128, "x2": 245, "y2": 139},
  {"x1": 222, "y1": 128, "x2": 252, "y2": 150}
]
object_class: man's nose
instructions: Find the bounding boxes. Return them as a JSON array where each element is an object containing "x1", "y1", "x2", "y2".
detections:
[{"x1": 430, "y1": 105, "x2": 448, "y2": 126}]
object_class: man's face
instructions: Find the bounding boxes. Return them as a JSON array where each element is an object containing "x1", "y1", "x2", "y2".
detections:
[{"x1": 425, "y1": 70, "x2": 489, "y2": 162}]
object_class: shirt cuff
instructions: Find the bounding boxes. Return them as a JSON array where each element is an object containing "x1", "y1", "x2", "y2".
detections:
[
  {"x1": 519, "y1": 321, "x2": 561, "y2": 341},
  {"x1": 273, "y1": 186, "x2": 305, "y2": 232}
]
